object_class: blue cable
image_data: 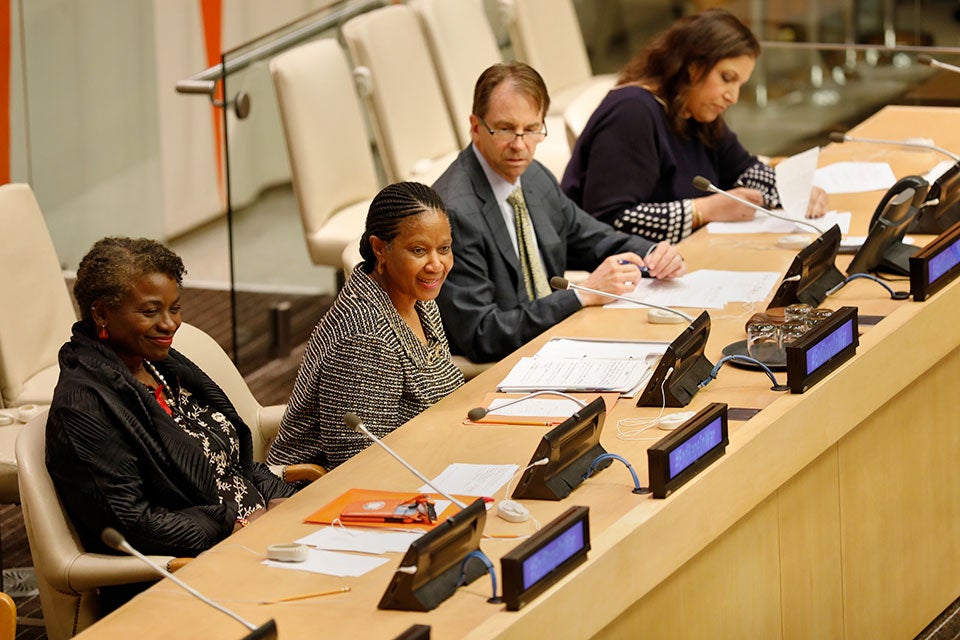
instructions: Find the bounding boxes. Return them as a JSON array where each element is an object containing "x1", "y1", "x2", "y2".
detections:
[
  {"x1": 583, "y1": 453, "x2": 650, "y2": 495},
  {"x1": 458, "y1": 550, "x2": 500, "y2": 603},
  {"x1": 698, "y1": 355, "x2": 789, "y2": 391},
  {"x1": 827, "y1": 272, "x2": 909, "y2": 300}
]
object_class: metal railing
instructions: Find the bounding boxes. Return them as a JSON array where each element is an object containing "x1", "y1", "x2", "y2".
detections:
[{"x1": 174, "y1": 0, "x2": 385, "y2": 117}]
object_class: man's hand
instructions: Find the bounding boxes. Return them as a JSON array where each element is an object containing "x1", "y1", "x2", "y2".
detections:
[{"x1": 578, "y1": 247, "x2": 685, "y2": 307}]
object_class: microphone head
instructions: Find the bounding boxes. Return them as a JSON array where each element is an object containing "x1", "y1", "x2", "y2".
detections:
[
  {"x1": 917, "y1": 54, "x2": 933, "y2": 66},
  {"x1": 101, "y1": 527, "x2": 126, "y2": 551},
  {"x1": 692, "y1": 176, "x2": 713, "y2": 192},
  {"x1": 344, "y1": 412, "x2": 364, "y2": 432},
  {"x1": 828, "y1": 131, "x2": 847, "y2": 143},
  {"x1": 466, "y1": 407, "x2": 488, "y2": 421},
  {"x1": 549, "y1": 276, "x2": 570, "y2": 290}
]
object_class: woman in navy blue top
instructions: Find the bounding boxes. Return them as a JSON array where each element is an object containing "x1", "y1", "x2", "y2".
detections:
[{"x1": 562, "y1": 9, "x2": 827, "y2": 243}]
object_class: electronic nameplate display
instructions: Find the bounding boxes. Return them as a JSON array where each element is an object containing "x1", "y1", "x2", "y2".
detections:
[
  {"x1": 647, "y1": 403, "x2": 728, "y2": 499},
  {"x1": 785, "y1": 306, "x2": 859, "y2": 394},
  {"x1": 909, "y1": 220, "x2": 960, "y2": 301},
  {"x1": 501, "y1": 506, "x2": 590, "y2": 611}
]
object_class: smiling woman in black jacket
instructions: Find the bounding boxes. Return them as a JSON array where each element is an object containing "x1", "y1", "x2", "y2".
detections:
[{"x1": 46, "y1": 237, "x2": 294, "y2": 610}]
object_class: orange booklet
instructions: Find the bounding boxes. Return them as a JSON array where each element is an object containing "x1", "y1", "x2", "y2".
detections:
[
  {"x1": 304, "y1": 488, "x2": 477, "y2": 530},
  {"x1": 465, "y1": 392, "x2": 619, "y2": 426}
]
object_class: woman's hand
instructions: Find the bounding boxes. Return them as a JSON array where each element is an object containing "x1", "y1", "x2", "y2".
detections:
[
  {"x1": 805, "y1": 186, "x2": 828, "y2": 218},
  {"x1": 696, "y1": 188, "x2": 764, "y2": 224}
]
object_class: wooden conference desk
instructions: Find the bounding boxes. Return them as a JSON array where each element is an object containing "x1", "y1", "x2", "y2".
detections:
[{"x1": 76, "y1": 106, "x2": 960, "y2": 640}]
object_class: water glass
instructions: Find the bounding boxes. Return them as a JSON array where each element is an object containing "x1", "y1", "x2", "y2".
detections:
[
  {"x1": 747, "y1": 320, "x2": 781, "y2": 363},
  {"x1": 779, "y1": 320, "x2": 809, "y2": 348},
  {"x1": 807, "y1": 308, "x2": 834, "y2": 327},
  {"x1": 784, "y1": 303, "x2": 813, "y2": 324}
]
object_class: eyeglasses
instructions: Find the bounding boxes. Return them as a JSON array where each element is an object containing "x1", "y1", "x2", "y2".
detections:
[{"x1": 476, "y1": 115, "x2": 547, "y2": 144}]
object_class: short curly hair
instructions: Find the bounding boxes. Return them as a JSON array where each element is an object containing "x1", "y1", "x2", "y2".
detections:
[{"x1": 74, "y1": 237, "x2": 186, "y2": 324}]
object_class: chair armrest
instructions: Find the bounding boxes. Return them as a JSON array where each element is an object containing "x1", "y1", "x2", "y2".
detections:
[
  {"x1": 168, "y1": 557, "x2": 192, "y2": 572},
  {"x1": 66, "y1": 553, "x2": 176, "y2": 592},
  {"x1": 282, "y1": 464, "x2": 327, "y2": 483},
  {"x1": 257, "y1": 404, "x2": 286, "y2": 446}
]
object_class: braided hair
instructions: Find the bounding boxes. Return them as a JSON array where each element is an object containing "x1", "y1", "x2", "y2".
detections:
[
  {"x1": 359, "y1": 182, "x2": 448, "y2": 273},
  {"x1": 74, "y1": 237, "x2": 186, "y2": 324}
]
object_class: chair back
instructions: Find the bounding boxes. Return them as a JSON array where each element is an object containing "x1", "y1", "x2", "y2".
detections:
[
  {"x1": 0, "y1": 184, "x2": 76, "y2": 407},
  {"x1": 342, "y1": 4, "x2": 460, "y2": 185},
  {"x1": 409, "y1": 0, "x2": 501, "y2": 148},
  {"x1": 563, "y1": 80, "x2": 615, "y2": 148},
  {"x1": 503, "y1": 0, "x2": 593, "y2": 106},
  {"x1": 17, "y1": 410, "x2": 167, "y2": 640},
  {"x1": 171, "y1": 322, "x2": 280, "y2": 461},
  {"x1": 269, "y1": 38, "x2": 378, "y2": 268}
]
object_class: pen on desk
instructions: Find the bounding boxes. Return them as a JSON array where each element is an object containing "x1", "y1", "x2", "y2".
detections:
[{"x1": 260, "y1": 586, "x2": 351, "y2": 605}]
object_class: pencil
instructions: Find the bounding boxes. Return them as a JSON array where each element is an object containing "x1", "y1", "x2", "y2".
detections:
[
  {"x1": 476, "y1": 419, "x2": 560, "y2": 426},
  {"x1": 260, "y1": 586, "x2": 351, "y2": 604}
]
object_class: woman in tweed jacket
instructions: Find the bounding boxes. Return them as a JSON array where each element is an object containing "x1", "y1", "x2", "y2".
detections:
[{"x1": 267, "y1": 182, "x2": 464, "y2": 469}]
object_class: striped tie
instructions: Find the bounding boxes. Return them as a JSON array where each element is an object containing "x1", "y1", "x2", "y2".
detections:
[{"x1": 507, "y1": 187, "x2": 551, "y2": 300}]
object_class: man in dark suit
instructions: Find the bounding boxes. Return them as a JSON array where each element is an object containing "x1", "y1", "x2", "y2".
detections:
[{"x1": 433, "y1": 62, "x2": 686, "y2": 363}]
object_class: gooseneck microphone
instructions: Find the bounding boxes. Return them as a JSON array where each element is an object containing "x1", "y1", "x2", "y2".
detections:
[
  {"x1": 344, "y1": 413, "x2": 467, "y2": 509},
  {"x1": 692, "y1": 175, "x2": 824, "y2": 234},
  {"x1": 549, "y1": 276, "x2": 694, "y2": 322},
  {"x1": 918, "y1": 54, "x2": 960, "y2": 76},
  {"x1": 466, "y1": 390, "x2": 587, "y2": 422},
  {"x1": 828, "y1": 131, "x2": 960, "y2": 163},
  {"x1": 101, "y1": 528, "x2": 277, "y2": 640}
]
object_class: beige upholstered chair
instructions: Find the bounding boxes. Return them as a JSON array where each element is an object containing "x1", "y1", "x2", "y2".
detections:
[
  {"x1": 562, "y1": 79, "x2": 615, "y2": 148},
  {"x1": 408, "y1": 0, "x2": 571, "y2": 180},
  {"x1": 408, "y1": 0, "x2": 502, "y2": 148},
  {"x1": 269, "y1": 38, "x2": 376, "y2": 274},
  {"x1": 171, "y1": 322, "x2": 323, "y2": 481},
  {"x1": 0, "y1": 184, "x2": 76, "y2": 408},
  {"x1": 17, "y1": 409, "x2": 173, "y2": 640},
  {"x1": 342, "y1": 4, "x2": 460, "y2": 186},
  {"x1": 501, "y1": 0, "x2": 616, "y2": 116}
]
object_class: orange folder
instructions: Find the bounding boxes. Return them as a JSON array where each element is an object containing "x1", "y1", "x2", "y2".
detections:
[{"x1": 304, "y1": 488, "x2": 478, "y2": 531}]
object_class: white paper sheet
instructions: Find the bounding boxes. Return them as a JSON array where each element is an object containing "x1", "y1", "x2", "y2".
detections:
[
  {"x1": 496, "y1": 356, "x2": 654, "y2": 393},
  {"x1": 924, "y1": 159, "x2": 955, "y2": 184},
  {"x1": 419, "y1": 463, "x2": 520, "y2": 497},
  {"x1": 706, "y1": 210, "x2": 850, "y2": 235},
  {"x1": 813, "y1": 162, "x2": 897, "y2": 194},
  {"x1": 263, "y1": 548, "x2": 390, "y2": 577},
  {"x1": 486, "y1": 397, "x2": 582, "y2": 418},
  {"x1": 296, "y1": 527, "x2": 423, "y2": 555},
  {"x1": 775, "y1": 146, "x2": 820, "y2": 218},
  {"x1": 536, "y1": 337, "x2": 668, "y2": 360},
  {"x1": 604, "y1": 270, "x2": 780, "y2": 309}
]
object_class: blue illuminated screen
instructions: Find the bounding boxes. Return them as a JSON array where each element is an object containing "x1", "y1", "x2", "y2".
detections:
[
  {"x1": 522, "y1": 520, "x2": 585, "y2": 590},
  {"x1": 928, "y1": 238, "x2": 960, "y2": 285},
  {"x1": 667, "y1": 417, "x2": 723, "y2": 480},
  {"x1": 805, "y1": 319, "x2": 854, "y2": 374}
]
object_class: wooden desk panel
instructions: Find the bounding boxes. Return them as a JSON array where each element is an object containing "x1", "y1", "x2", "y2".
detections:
[{"x1": 74, "y1": 106, "x2": 960, "y2": 639}]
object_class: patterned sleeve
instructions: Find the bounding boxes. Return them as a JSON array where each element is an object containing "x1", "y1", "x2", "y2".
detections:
[
  {"x1": 612, "y1": 200, "x2": 693, "y2": 244},
  {"x1": 735, "y1": 161, "x2": 782, "y2": 209}
]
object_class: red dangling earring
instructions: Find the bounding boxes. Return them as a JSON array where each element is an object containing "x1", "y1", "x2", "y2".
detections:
[{"x1": 98, "y1": 325, "x2": 109, "y2": 341}]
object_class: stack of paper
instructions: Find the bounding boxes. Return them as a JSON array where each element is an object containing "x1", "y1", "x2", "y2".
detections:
[
  {"x1": 496, "y1": 338, "x2": 668, "y2": 396},
  {"x1": 604, "y1": 270, "x2": 781, "y2": 310}
]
